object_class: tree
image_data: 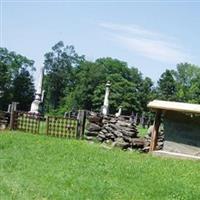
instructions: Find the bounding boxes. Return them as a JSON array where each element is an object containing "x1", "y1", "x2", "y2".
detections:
[
  {"x1": 43, "y1": 41, "x2": 85, "y2": 112},
  {"x1": 60, "y1": 57, "x2": 153, "y2": 115},
  {"x1": 0, "y1": 61, "x2": 12, "y2": 110},
  {"x1": 0, "y1": 47, "x2": 35, "y2": 72},
  {"x1": 157, "y1": 69, "x2": 177, "y2": 101},
  {"x1": 174, "y1": 63, "x2": 200, "y2": 102},
  {"x1": 156, "y1": 63, "x2": 200, "y2": 104},
  {"x1": 0, "y1": 48, "x2": 35, "y2": 110},
  {"x1": 139, "y1": 77, "x2": 154, "y2": 111},
  {"x1": 12, "y1": 68, "x2": 35, "y2": 111}
]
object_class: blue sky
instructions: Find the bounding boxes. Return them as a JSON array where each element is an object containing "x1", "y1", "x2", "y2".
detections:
[{"x1": 1, "y1": 1, "x2": 200, "y2": 83}]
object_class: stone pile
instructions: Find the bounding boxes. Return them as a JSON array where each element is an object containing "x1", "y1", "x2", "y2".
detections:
[{"x1": 85, "y1": 113, "x2": 145, "y2": 150}]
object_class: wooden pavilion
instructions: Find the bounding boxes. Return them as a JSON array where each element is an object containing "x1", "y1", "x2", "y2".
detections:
[{"x1": 148, "y1": 100, "x2": 200, "y2": 159}]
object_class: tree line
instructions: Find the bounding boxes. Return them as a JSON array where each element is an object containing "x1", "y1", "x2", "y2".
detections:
[
  {"x1": 0, "y1": 41, "x2": 200, "y2": 115},
  {"x1": 0, "y1": 48, "x2": 35, "y2": 111}
]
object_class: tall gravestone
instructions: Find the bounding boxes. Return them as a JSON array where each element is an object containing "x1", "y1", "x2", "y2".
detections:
[
  {"x1": 102, "y1": 81, "x2": 111, "y2": 116},
  {"x1": 30, "y1": 67, "x2": 45, "y2": 114}
]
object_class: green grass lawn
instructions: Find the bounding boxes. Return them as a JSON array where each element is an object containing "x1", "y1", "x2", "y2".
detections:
[{"x1": 1, "y1": 131, "x2": 200, "y2": 200}]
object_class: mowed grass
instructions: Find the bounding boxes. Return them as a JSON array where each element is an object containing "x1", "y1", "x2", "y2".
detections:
[{"x1": 1, "y1": 132, "x2": 200, "y2": 200}]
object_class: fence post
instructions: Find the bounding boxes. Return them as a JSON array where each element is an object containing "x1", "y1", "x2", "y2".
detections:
[
  {"x1": 37, "y1": 114, "x2": 40, "y2": 134},
  {"x1": 46, "y1": 116, "x2": 49, "y2": 135},
  {"x1": 9, "y1": 102, "x2": 19, "y2": 130},
  {"x1": 9, "y1": 108, "x2": 15, "y2": 130},
  {"x1": 76, "y1": 110, "x2": 86, "y2": 139}
]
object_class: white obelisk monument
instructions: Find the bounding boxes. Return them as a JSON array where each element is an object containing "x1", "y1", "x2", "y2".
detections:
[
  {"x1": 30, "y1": 67, "x2": 44, "y2": 114},
  {"x1": 102, "y1": 81, "x2": 111, "y2": 116}
]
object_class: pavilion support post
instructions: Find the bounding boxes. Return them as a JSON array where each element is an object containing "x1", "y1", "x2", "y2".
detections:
[{"x1": 150, "y1": 109, "x2": 162, "y2": 151}]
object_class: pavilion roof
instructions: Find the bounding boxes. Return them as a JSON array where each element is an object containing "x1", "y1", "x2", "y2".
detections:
[{"x1": 147, "y1": 100, "x2": 200, "y2": 114}]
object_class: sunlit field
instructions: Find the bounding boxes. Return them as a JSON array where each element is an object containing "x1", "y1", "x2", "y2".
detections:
[{"x1": 1, "y1": 131, "x2": 200, "y2": 200}]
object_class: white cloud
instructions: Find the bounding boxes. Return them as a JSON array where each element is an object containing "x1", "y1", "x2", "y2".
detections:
[
  {"x1": 99, "y1": 22, "x2": 191, "y2": 63},
  {"x1": 100, "y1": 22, "x2": 163, "y2": 38}
]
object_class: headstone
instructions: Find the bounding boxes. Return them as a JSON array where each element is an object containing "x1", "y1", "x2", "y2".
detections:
[
  {"x1": 102, "y1": 81, "x2": 111, "y2": 116},
  {"x1": 134, "y1": 113, "x2": 138, "y2": 125},
  {"x1": 115, "y1": 106, "x2": 122, "y2": 117},
  {"x1": 30, "y1": 67, "x2": 45, "y2": 114},
  {"x1": 140, "y1": 113, "x2": 146, "y2": 128},
  {"x1": 130, "y1": 112, "x2": 135, "y2": 123}
]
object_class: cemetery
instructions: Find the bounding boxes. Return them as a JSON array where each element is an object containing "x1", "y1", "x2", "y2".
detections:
[
  {"x1": 0, "y1": 70, "x2": 158, "y2": 153},
  {"x1": 1, "y1": 3, "x2": 200, "y2": 197},
  {"x1": 1, "y1": 59, "x2": 200, "y2": 200},
  {"x1": 0, "y1": 68, "x2": 199, "y2": 160}
]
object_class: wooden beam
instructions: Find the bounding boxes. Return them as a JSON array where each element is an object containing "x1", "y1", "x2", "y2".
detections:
[
  {"x1": 9, "y1": 103, "x2": 16, "y2": 130},
  {"x1": 150, "y1": 109, "x2": 162, "y2": 151},
  {"x1": 76, "y1": 110, "x2": 86, "y2": 139}
]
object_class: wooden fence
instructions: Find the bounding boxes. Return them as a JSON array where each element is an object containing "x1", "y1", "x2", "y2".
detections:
[
  {"x1": 46, "y1": 110, "x2": 86, "y2": 138},
  {"x1": 9, "y1": 110, "x2": 86, "y2": 139},
  {"x1": 46, "y1": 116, "x2": 77, "y2": 137},
  {"x1": 0, "y1": 111, "x2": 9, "y2": 130},
  {"x1": 12, "y1": 112, "x2": 41, "y2": 134}
]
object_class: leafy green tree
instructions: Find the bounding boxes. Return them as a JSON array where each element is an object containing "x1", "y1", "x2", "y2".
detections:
[
  {"x1": 60, "y1": 57, "x2": 153, "y2": 115},
  {"x1": 174, "y1": 63, "x2": 200, "y2": 102},
  {"x1": 0, "y1": 61, "x2": 12, "y2": 110},
  {"x1": 92, "y1": 58, "x2": 153, "y2": 114},
  {"x1": 0, "y1": 47, "x2": 35, "y2": 72},
  {"x1": 156, "y1": 63, "x2": 200, "y2": 104},
  {"x1": 0, "y1": 48, "x2": 35, "y2": 110},
  {"x1": 139, "y1": 77, "x2": 154, "y2": 111},
  {"x1": 12, "y1": 68, "x2": 35, "y2": 111},
  {"x1": 43, "y1": 41, "x2": 85, "y2": 112},
  {"x1": 189, "y1": 72, "x2": 200, "y2": 103},
  {"x1": 157, "y1": 69, "x2": 177, "y2": 101}
]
